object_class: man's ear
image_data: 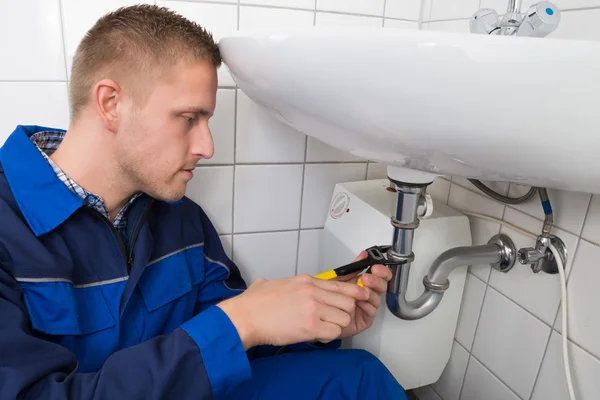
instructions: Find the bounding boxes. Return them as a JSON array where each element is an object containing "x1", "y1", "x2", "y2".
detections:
[{"x1": 93, "y1": 79, "x2": 121, "y2": 132}]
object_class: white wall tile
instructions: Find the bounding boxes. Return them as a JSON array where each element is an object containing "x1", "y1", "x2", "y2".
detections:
[
  {"x1": 427, "y1": 19, "x2": 471, "y2": 33},
  {"x1": 236, "y1": 91, "x2": 306, "y2": 163},
  {"x1": 385, "y1": 0, "x2": 422, "y2": 21},
  {"x1": 413, "y1": 386, "x2": 443, "y2": 400},
  {"x1": 448, "y1": 184, "x2": 505, "y2": 218},
  {"x1": 61, "y1": 0, "x2": 153, "y2": 76},
  {"x1": 531, "y1": 332, "x2": 600, "y2": 400},
  {"x1": 480, "y1": 0, "x2": 516, "y2": 11},
  {"x1": 428, "y1": 178, "x2": 451, "y2": 205},
  {"x1": 455, "y1": 273, "x2": 486, "y2": 351},
  {"x1": 233, "y1": 231, "x2": 298, "y2": 282},
  {"x1": 317, "y1": 0, "x2": 386, "y2": 16},
  {"x1": 431, "y1": 341, "x2": 469, "y2": 400},
  {"x1": 0, "y1": 82, "x2": 70, "y2": 146},
  {"x1": 170, "y1": 0, "x2": 236, "y2": 3},
  {"x1": 239, "y1": 6, "x2": 314, "y2": 31},
  {"x1": 552, "y1": 9, "x2": 600, "y2": 42},
  {"x1": 367, "y1": 162, "x2": 388, "y2": 180},
  {"x1": 452, "y1": 177, "x2": 510, "y2": 197},
  {"x1": 316, "y1": 12, "x2": 383, "y2": 26},
  {"x1": 297, "y1": 229, "x2": 324, "y2": 276},
  {"x1": 383, "y1": 19, "x2": 420, "y2": 29},
  {"x1": 581, "y1": 194, "x2": 600, "y2": 245},
  {"x1": 234, "y1": 165, "x2": 303, "y2": 233},
  {"x1": 1, "y1": 0, "x2": 65, "y2": 81},
  {"x1": 461, "y1": 357, "x2": 521, "y2": 400},
  {"x1": 301, "y1": 163, "x2": 367, "y2": 228},
  {"x1": 199, "y1": 89, "x2": 235, "y2": 165},
  {"x1": 156, "y1": 1, "x2": 238, "y2": 87},
  {"x1": 508, "y1": 185, "x2": 591, "y2": 235},
  {"x1": 472, "y1": 288, "x2": 551, "y2": 399},
  {"x1": 157, "y1": 1, "x2": 238, "y2": 40},
  {"x1": 186, "y1": 166, "x2": 233, "y2": 234},
  {"x1": 554, "y1": 240, "x2": 600, "y2": 359},
  {"x1": 488, "y1": 208, "x2": 578, "y2": 325},
  {"x1": 241, "y1": 0, "x2": 315, "y2": 9},
  {"x1": 422, "y1": 0, "x2": 433, "y2": 22},
  {"x1": 552, "y1": 0, "x2": 600, "y2": 8},
  {"x1": 306, "y1": 138, "x2": 364, "y2": 162},
  {"x1": 429, "y1": 0, "x2": 479, "y2": 20},
  {"x1": 219, "y1": 235, "x2": 233, "y2": 260},
  {"x1": 448, "y1": 184, "x2": 504, "y2": 280}
]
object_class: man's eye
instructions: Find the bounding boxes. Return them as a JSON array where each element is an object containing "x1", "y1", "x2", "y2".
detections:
[{"x1": 186, "y1": 117, "x2": 197, "y2": 125}]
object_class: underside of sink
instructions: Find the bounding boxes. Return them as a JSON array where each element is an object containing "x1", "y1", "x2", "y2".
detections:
[{"x1": 219, "y1": 27, "x2": 600, "y2": 193}]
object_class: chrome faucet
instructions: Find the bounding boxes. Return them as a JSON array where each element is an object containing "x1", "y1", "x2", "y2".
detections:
[{"x1": 470, "y1": 1, "x2": 561, "y2": 37}]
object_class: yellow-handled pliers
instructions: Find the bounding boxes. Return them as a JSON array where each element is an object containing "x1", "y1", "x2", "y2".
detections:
[{"x1": 315, "y1": 245, "x2": 390, "y2": 287}]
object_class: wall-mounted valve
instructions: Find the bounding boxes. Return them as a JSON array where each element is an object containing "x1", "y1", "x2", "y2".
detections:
[{"x1": 518, "y1": 234, "x2": 567, "y2": 274}]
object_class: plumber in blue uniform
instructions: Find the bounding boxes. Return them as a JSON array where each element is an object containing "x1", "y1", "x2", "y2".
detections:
[{"x1": 0, "y1": 5, "x2": 407, "y2": 400}]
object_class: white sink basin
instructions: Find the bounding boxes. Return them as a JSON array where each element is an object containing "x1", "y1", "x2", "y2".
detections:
[{"x1": 219, "y1": 27, "x2": 600, "y2": 193}]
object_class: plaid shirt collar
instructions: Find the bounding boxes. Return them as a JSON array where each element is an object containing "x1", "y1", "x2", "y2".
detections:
[{"x1": 30, "y1": 131, "x2": 141, "y2": 238}]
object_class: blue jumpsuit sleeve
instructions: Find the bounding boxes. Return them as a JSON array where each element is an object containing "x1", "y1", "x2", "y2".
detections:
[
  {"x1": 0, "y1": 265, "x2": 251, "y2": 400},
  {"x1": 193, "y1": 206, "x2": 341, "y2": 361}
]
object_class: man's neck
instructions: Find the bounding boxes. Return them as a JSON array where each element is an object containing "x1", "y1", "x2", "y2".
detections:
[{"x1": 50, "y1": 122, "x2": 136, "y2": 220}]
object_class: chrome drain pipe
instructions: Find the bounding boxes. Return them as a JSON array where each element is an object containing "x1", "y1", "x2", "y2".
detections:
[{"x1": 385, "y1": 181, "x2": 517, "y2": 320}]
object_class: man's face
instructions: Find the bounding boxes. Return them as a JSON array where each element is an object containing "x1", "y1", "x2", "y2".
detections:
[{"x1": 116, "y1": 59, "x2": 217, "y2": 202}]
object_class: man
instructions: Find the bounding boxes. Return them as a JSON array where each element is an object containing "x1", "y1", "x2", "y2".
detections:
[{"x1": 0, "y1": 5, "x2": 406, "y2": 400}]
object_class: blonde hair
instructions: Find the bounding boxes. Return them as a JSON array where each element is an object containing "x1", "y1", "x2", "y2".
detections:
[{"x1": 69, "y1": 4, "x2": 221, "y2": 120}]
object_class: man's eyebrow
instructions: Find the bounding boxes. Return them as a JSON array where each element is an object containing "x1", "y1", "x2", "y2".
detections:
[{"x1": 174, "y1": 107, "x2": 213, "y2": 116}]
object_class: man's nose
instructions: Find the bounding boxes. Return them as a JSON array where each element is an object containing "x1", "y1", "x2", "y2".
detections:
[{"x1": 191, "y1": 123, "x2": 214, "y2": 159}]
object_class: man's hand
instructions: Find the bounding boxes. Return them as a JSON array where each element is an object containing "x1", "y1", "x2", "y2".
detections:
[
  {"x1": 216, "y1": 273, "x2": 370, "y2": 350},
  {"x1": 334, "y1": 250, "x2": 393, "y2": 339}
]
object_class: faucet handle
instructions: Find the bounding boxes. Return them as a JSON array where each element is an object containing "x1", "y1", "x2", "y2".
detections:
[
  {"x1": 470, "y1": 8, "x2": 501, "y2": 35},
  {"x1": 516, "y1": 1, "x2": 561, "y2": 38}
]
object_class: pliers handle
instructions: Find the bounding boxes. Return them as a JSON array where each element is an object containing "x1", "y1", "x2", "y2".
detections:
[{"x1": 314, "y1": 245, "x2": 391, "y2": 287}]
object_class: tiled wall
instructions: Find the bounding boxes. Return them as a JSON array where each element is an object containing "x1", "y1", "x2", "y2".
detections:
[
  {"x1": 415, "y1": 1, "x2": 600, "y2": 400},
  {"x1": 3, "y1": 1, "x2": 600, "y2": 400}
]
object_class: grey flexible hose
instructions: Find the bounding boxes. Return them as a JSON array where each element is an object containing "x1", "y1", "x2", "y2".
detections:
[{"x1": 468, "y1": 179, "x2": 538, "y2": 205}]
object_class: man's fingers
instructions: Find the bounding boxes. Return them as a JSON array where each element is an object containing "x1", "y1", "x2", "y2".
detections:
[
  {"x1": 314, "y1": 321, "x2": 343, "y2": 343},
  {"x1": 353, "y1": 250, "x2": 368, "y2": 262},
  {"x1": 318, "y1": 305, "x2": 352, "y2": 329},
  {"x1": 371, "y1": 264, "x2": 393, "y2": 281},
  {"x1": 312, "y1": 277, "x2": 369, "y2": 301},
  {"x1": 317, "y1": 290, "x2": 357, "y2": 315},
  {"x1": 360, "y1": 271, "x2": 388, "y2": 295},
  {"x1": 356, "y1": 300, "x2": 378, "y2": 318}
]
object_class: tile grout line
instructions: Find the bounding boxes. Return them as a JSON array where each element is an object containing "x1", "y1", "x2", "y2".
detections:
[
  {"x1": 0, "y1": 80, "x2": 68, "y2": 83},
  {"x1": 487, "y1": 279, "x2": 555, "y2": 329},
  {"x1": 233, "y1": 227, "x2": 325, "y2": 236},
  {"x1": 417, "y1": 0, "x2": 424, "y2": 29},
  {"x1": 230, "y1": 79, "x2": 239, "y2": 255},
  {"x1": 445, "y1": 181, "x2": 452, "y2": 205},
  {"x1": 469, "y1": 353, "x2": 528, "y2": 400},
  {"x1": 458, "y1": 267, "x2": 493, "y2": 399},
  {"x1": 197, "y1": 161, "x2": 368, "y2": 167},
  {"x1": 382, "y1": 0, "x2": 388, "y2": 26},
  {"x1": 528, "y1": 328, "x2": 555, "y2": 400},
  {"x1": 194, "y1": 1, "x2": 419, "y2": 20},
  {"x1": 294, "y1": 136, "x2": 309, "y2": 276},
  {"x1": 57, "y1": 0, "x2": 70, "y2": 98},
  {"x1": 578, "y1": 194, "x2": 593, "y2": 237}
]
